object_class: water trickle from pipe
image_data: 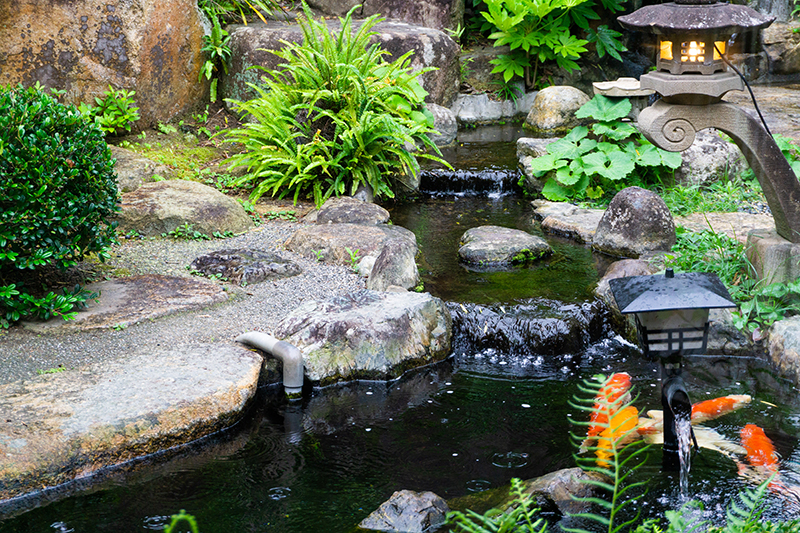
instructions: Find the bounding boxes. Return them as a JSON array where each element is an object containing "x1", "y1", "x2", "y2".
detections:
[{"x1": 677, "y1": 416, "x2": 693, "y2": 500}]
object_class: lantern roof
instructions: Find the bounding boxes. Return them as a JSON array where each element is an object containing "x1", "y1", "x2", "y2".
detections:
[
  {"x1": 618, "y1": 1, "x2": 774, "y2": 36},
  {"x1": 608, "y1": 269, "x2": 737, "y2": 314}
]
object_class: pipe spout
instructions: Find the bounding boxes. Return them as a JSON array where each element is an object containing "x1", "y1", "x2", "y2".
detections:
[
  {"x1": 661, "y1": 373, "x2": 693, "y2": 470},
  {"x1": 236, "y1": 332, "x2": 304, "y2": 397}
]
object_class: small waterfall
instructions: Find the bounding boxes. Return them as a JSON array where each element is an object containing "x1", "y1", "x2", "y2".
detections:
[
  {"x1": 677, "y1": 416, "x2": 693, "y2": 500},
  {"x1": 419, "y1": 168, "x2": 521, "y2": 197}
]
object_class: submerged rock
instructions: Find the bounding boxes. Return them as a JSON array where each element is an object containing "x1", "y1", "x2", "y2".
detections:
[
  {"x1": 448, "y1": 298, "x2": 609, "y2": 357},
  {"x1": 360, "y1": 490, "x2": 450, "y2": 532},
  {"x1": 273, "y1": 289, "x2": 452, "y2": 385},
  {"x1": 458, "y1": 226, "x2": 551, "y2": 268},
  {"x1": 189, "y1": 249, "x2": 302, "y2": 285}
]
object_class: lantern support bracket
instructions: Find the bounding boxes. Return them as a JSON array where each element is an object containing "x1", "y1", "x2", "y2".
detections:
[{"x1": 638, "y1": 99, "x2": 800, "y2": 243}]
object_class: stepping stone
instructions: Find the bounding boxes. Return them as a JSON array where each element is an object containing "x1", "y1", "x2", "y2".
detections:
[
  {"x1": 458, "y1": 225, "x2": 551, "y2": 268},
  {"x1": 190, "y1": 249, "x2": 302, "y2": 285}
]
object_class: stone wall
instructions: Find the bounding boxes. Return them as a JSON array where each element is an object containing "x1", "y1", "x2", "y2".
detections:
[{"x1": 0, "y1": 0, "x2": 207, "y2": 127}]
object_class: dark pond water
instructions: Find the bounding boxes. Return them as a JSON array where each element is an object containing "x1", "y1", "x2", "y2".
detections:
[{"x1": 3, "y1": 126, "x2": 800, "y2": 532}]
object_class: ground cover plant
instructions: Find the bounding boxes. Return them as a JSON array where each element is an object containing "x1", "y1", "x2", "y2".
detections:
[
  {"x1": 224, "y1": 3, "x2": 446, "y2": 208},
  {"x1": 0, "y1": 84, "x2": 119, "y2": 327},
  {"x1": 526, "y1": 95, "x2": 683, "y2": 202}
]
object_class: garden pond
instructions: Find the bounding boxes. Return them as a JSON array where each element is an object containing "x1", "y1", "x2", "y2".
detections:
[{"x1": 2, "y1": 126, "x2": 800, "y2": 532}]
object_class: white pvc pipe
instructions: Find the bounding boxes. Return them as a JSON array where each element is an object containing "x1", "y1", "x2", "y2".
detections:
[{"x1": 236, "y1": 332, "x2": 304, "y2": 396}]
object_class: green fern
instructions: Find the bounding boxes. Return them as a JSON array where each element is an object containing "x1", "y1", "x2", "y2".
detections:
[
  {"x1": 566, "y1": 374, "x2": 651, "y2": 533},
  {"x1": 446, "y1": 478, "x2": 549, "y2": 533}
]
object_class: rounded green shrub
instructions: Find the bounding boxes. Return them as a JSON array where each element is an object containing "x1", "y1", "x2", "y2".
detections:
[{"x1": 0, "y1": 84, "x2": 119, "y2": 326}]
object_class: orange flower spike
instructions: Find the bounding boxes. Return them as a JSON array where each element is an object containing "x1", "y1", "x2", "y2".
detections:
[
  {"x1": 587, "y1": 373, "x2": 632, "y2": 438},
  {"x1": 741, "y1": 423, "x2": 779, "y2": 471}
]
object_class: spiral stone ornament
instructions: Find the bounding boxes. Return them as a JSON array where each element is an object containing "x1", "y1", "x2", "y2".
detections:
[{"x1": 659, "y1": 118, "x2": 696, "y2": 151}]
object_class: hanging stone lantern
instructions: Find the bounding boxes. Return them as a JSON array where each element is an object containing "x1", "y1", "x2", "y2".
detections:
[{"x1": 618, "y1": 0, "x2": 800, "y2": 243}]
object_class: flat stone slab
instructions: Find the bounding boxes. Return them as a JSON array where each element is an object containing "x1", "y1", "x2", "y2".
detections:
[
  {"x1": 458, "y1": 225, "x2": 551, "y2": 268},
  {"x1": 675, "y1": 212, "x2": 775, "y2": 243},
  {"x1": 22, "y1": 275, "x2": 228, "y2": 333},
  {"x1": 531, "y1": 200, "x2": 605, "y2": 244},
  {"x1": 189, "y1": 249, "x2": 302, "y2": 285},
  {"x1": 0, "y1": 343, "x2": 262, "y2": 502}
]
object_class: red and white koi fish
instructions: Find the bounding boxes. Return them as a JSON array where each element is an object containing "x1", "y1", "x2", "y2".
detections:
[{"x1": 692, "y1": 395, "x2": 752, "y2": 424}]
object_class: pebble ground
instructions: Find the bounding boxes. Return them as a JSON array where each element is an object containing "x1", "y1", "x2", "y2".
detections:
[{"x1": 0, "y1": 220, "x2": 365, "y2": 386}]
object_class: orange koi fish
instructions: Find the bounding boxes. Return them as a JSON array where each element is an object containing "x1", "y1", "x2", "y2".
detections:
[
  {"x1": 596, "y1": 405, "x2": 640, "y2": 468},
  {"x1": 586, "y1": 373, "x2": 632, "y2": 439},
  {"x1": 740, "y1": 423, "x2": 779, "y2": 472},
  {"x1": 691, "y1": 395, "x2": 752, "y2": 424}
]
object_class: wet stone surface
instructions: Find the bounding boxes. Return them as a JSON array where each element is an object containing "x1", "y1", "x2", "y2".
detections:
[{"x1": 190, "y1": 249, "x2": 302, "y2": 285}]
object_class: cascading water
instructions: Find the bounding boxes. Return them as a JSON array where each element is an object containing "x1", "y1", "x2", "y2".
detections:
[{"x1": 676, "y1": 416, "x2": 693, "y2": 499}]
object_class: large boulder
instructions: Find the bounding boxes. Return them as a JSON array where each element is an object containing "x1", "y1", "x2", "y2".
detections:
[
  {"x1": 273, "y1": 289, "x2": 452, "y2": 385},
  {"x1": 458, "y1": 226, "x2": 551, "y2": 268},
  {"x1": 222, "y1": 19, "x2": 459, "y2": 107},
  {"x1": 360, "y1": 490, "x2": 450, "y2": 532},
  {"x1": 0, "y1": 343, "x2": 261, "y2": 501},
  {"x1": 316, "y1": 196, "x2": 390, "y2": 225},
  {"x1": 367, "y1": 237, "x2": 420, "y2": 291},
  {"x1": 763, "y1": 21, "x2": 800, "y2": 75},
  {"x1": 115, "y1": 179, "x2": 255, "y2": 237},
  {"x1": 674, "y1": 130, "x2": 747, "y2": 187},
  {"x1": 524, "y1": 86, "x2": 590, "y2": 137},
  {"x1": 285, "y1": 223, "x2": 416, "y2": 265},
  {"x1": 428, "y1": 102, "x2": 458, "y2": 146},
  {"x1": 0, "y1": 0, "x2": 207, "y2": 127},
  {"x1": 769, "y1": 316, "x2": 800, "y2": 385},
  {"x1": 110, "y1": 146, "x2": 174, "y2": 193},
  {"x1": 592, "y1": 187, "x2": 676, "y2": 258},
  {"x1": 307, "y1": 0, "x2": 464, "y2": 31}
]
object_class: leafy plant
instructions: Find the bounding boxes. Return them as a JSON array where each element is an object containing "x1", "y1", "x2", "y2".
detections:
[
  {"x1": 264, "y1": 210, "x2": 297, "y2": 221},
  {"x1": 733, "y1": 280, "x2": 800, "y2": 335},
  {"x1": 480, "y1": 0, "x2": 625, "y2": 88},
  {"x1": 199, "y1": 0, "x2": 283, "y2": 25},
  {"x1": 345, "y1": 247, "x2": 361, "y2": 271},
  {"x1": 164, "y1": 510, "x2": 199, "y2": 533},
  {"x1": 224, "y1": 3, "x2": 447, "y2": 208},
  {"x1": 567, "y1": 374, "x2": 650, "y2": 533},
  {"x1": 0, "y1": 84, "x2": 119, "y2": 327},
  {"x1": 446, "y1": 478, "x2": 549, "y2": 533},
  {"x1": 78, "y1": 85, "x2": 140, "y2": 135},
  {"x1": 199, "y1": 11, "x2": 232, "y2": 103},
  {"x1": 527, "y1": 95, "x2": 682, "y2": 201},
  {"x1": 36, "y1": 364, "x2": 66, "y2": 375},
  {"x1": 162, "y1": 223, "x2": 211, "y2": 241},
  {"x1": 659, "y1": 176, "x2": 764, "y2": 217}
]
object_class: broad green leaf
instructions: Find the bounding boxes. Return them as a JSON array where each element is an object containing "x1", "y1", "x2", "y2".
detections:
[
  {"x1": 564, "y1": 125, "x2": 589, "y2": 143},
  {"x1": 528, "y1": 153, "x2": 566, "y2": 174},
  {"x1": 547, "y1": 138, "x2": 581, "y2": 160},
  {"x1": 587, "y1": 25, "x2": 627, "y2": 61},
  {"x1": 556, "y1": 159, "x2": 585, "y2": 186},
  {"x1": 489, "y1": 54, "x2": 527, "y2": 82},
  {"x1": 576, "y1": 94, "x2": 632, "y2": 121},
  {"x1": 542, "y1": 176, "x2": 572, "y2": 201},
  {"x1": 593, "y1": 121, "x2": 638, "y2": 141}
]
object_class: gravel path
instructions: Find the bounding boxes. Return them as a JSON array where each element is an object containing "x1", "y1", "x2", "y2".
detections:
[{"x1": 0, "y1": 220, "x2": 365, "y2": 386}]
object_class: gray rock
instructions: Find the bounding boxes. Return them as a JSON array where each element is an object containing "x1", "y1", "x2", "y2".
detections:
[
  {"x1": 531, "y1": 200, "x2": 605, "y2": 244},
  {"x1": 307, "y1": 0, "x2": 465, "y2": 31},
  {"x1": 285, "y1": 223, "x2": 416, "y2": 265},
  {"x1": 367, "y1": 238, "x2": 420, "y2": 291},
  {"x1": 769, "y1": 316, "x2": 800, "y2": 385},
  {"x1": 428, "y1": 103, "x2": 458, "y2": 146},
  {"x1": 0, "y1": 0, "x2": 206, "y2": 128},
  {"x1": 592, "y1": 187, "x2": 676, "y2": 258},
  {"x1": 222, "y1": 19, "x2": 459, "y2": 107},
  {"x1": 0, "y1": 343, "x2": 261, "y2": 501},
  {"x1": 524, "y1": 86, "x2": 591, "y2": 137},
  {"x1": 317, "y1": 196, "x2": 390, "y2": 225},
  {"x1": 707, "y1": 308, "x2": 753, "y2": 356},
  {"x1": 763, "y1": 21, "x2": 800, "y2": 75},
  {"x1": 273, "y1": 289, "x2": 452, "y2": 385},
  {"x1": 676, "y1": 212, "x2": 774, "y2": 243},
  {"x1": 674, "y1": 130, "x2": 747, "y2": 187},
  {"x1": 746, "y1": 228, "x2": 800, "y2": 285},
  {"x1": 110, "y1": 146, "x2": 174, "y2": 193},
  {"x1": 458, "y1": 226, "x2": 551, "y2": 267},
  {"x1": 517, "y1": 138, "x2": 558, "y2": 193},
  {"x1": 115, "y1": 179, "x2": 254, "y2": 237},
  {"x1": 189, "y1": 249, "x2": 302, "y2": 285},
  {"x1": 521, "y1": 467, "x2": 609, "y2": 515},
  {"x1": 451, "y1": 92, "x2": 538, "y2": 124},
  {"x1": 360, "y1": 490, "x2": 450, "y2": 532},
  {"x1": 21, "y1": 275, "x2": 228, "y2": 333}
]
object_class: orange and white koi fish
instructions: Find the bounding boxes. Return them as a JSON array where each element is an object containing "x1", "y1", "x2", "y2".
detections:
[
  {"x1": 595, "y1": 405, "x2": 640, "y2": 468},
  {"x1": 740, "y1": 423, "x2": 779, "y2": 473},
  {"x1": 580, "y1": 373, "x2": 632, "y2": 453},
  {"x1": 691, "y1": 395, "x2": 752, "y2": 424}
]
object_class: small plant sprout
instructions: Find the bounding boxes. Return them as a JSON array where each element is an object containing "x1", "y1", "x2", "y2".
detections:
[{"x1": 345, "y1": 247, "x2": 361, "y2": 271}]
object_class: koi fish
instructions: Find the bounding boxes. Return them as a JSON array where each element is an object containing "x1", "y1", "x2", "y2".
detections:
[
  {"x1": 580, "y1": 373, "x2": 632, "y2": 453},
  {"x1": 740, "y1": 423, "x2": 779, "y2": 473},
  {"x1": 595, "y1": 405, "x2": 640, "y2": 468},
  {"x1": 691, "y1": 395, "x2": 752, "y2": 424}
]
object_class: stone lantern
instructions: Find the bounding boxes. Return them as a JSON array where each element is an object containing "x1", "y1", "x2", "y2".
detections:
[{"x1": 618, "y1": 0, "x2": 800, "y2": 243}]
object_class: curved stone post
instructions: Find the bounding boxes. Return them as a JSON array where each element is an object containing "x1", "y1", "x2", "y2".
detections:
[{"x1": 638, "y1": 100, "x2": 800, "y2": 243}]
